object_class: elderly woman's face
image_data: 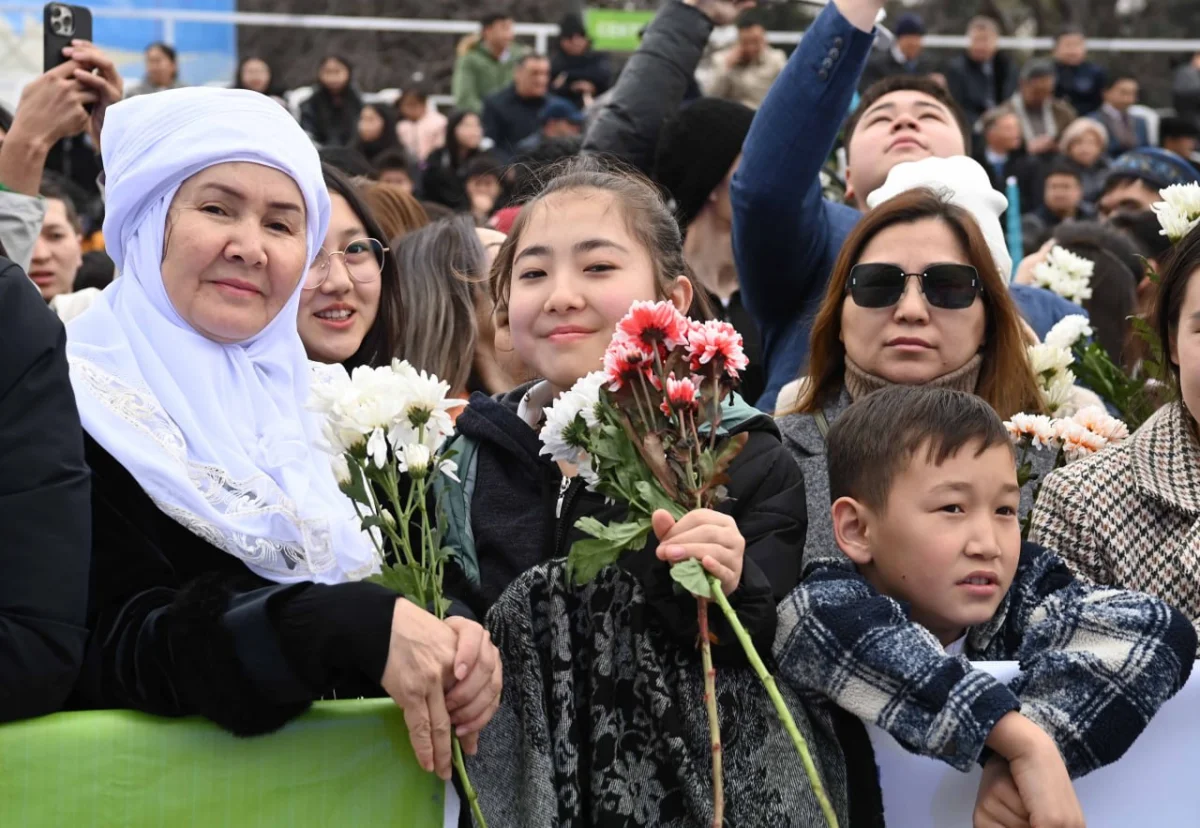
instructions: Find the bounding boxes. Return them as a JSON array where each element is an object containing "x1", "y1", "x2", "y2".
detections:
[{"x1": 161, "y1": 162, "x2": 308, "y2": 343}]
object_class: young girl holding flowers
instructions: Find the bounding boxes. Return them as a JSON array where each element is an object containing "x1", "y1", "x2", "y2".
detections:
[{"x1": 450, "y1": 157, "x2": 863, "y2": 827}]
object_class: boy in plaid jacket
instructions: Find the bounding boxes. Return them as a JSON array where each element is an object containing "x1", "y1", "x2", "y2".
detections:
[{"x1": 774, "y1": 386, "x2": 1195, "y2": 826}]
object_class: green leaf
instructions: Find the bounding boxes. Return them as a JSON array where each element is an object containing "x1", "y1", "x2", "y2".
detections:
[
  {"x1": 566, "y1": 538, "x2": 627, "y2": 585},
  {"x1": 368, "y1": 564, "x2": 424, "y2": 601},
  {"x1": 670, "y1": 558, "x2": 713, "y2": 599},
  {"x1": 435, "y1": 595, "x2": 453, "y2": 619},
  {"x1": 566, "y1": 517, "x2": 653, "y2": 585},
  {"x1": 339, "y1": 460, "x2": 373, "y2": 506},
  {"x1": 632, "y1": 482, "x2": 686, "y2": 520}
]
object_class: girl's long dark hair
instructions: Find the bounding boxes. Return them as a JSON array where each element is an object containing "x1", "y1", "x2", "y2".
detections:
[{"x1": 321, "y1": 163, "x2": 402, "y2": 370}]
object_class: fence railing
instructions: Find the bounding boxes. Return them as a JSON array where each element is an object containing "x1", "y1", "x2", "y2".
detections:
[{"x1": 1, "y1": 4, "x2": 1198, "y2": 55}]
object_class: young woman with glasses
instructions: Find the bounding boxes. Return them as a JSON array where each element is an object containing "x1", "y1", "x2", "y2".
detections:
[
  {"x1": 774, "y1": 187, "x2": 1047, "y2": 566},
  {"x1": 297, "y1": 164, "x2": 402, "y2": 368}
]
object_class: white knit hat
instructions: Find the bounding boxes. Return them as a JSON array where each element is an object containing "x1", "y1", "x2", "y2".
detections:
[{"x1": 866, "y1": 156, "x2": 1012, "y2": 280}]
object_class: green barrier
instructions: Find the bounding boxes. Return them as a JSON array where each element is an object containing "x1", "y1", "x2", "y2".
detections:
[
  {"x1": 585, "y1": 8, "x2": 656, "y2": 52},
  {"x1": 0, "y1": 700, "x2": 446, "y2": 828}
]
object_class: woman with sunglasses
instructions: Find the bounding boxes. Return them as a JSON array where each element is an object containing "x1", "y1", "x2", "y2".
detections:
[
  {"x1": 775, "y1": 187, "x2": 1046, "y2": 566},
  {"x1": 298, "y1": 164, "x2": 402, "y2": 369}
]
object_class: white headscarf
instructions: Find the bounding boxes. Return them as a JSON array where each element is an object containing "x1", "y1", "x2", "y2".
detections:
[
  {"x1": 67, "y1": 88, "x2": 377, "y2": 585},
  {"x1": 867, "y1": 155, "x2": 1013, "y2": 281}
]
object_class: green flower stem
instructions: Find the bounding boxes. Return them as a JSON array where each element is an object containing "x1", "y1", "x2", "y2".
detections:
[
  {"x1": 708, "y1": 575, "x2": 839, "y2": 828},
  {"x1": 453, "y1": 735, "x2": 487, "y2": 828},
  {"x1": 697, "y1": 596, "x2": 724, "y2": 827}
]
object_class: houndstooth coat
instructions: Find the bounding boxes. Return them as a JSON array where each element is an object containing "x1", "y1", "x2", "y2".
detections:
[{"x1": 1031, "y1": 401, "x2": 1200, "y2": 636}]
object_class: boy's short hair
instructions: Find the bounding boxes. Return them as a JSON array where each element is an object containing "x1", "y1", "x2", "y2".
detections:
[
  {"x1": 845, "y1": 75, "x2": 973, "y2": 157},
  {"x1": 1044, "y1": 159, "x2": 1083, "y2": 184},
  {"x1": 826, "y1": 386, "x2": 1014, "y2": 511},
  {"x1": 39, "y1": 173, "x2": 82, "y2": 232}
]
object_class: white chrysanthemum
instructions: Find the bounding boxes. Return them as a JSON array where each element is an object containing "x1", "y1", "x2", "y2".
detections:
[
  {"x1": 1043, "y1": 315, "x2": 1094, "y2": 351},
  {"x1": 1070, "y1": 406, "x2": 1130, "y2": 443},
  {"x1": 577, "y1": 452, "x2": 601, "y2": 490},
  {"x1": 1032, "y1": 246, "x2": 1095, "y2": 304},
  {"x1": 390, "y1": 360, "x2": 461, "y2": 451},
  {"x1": 1044, "y1": 370, "x2": 1078, "y2": 415},
  {"x1": 539, "y1": 372, "x2": 605, "y2": 463},
  {"x1": 365, "y1": 427, "x2": 389, "y2": 469},
  {"x1": 399, "y1": 443, "x2": 431, "y2": 477},
  {"x1": 1027, "y1": 343, "x2": 1074, "y2": 378},
  {"x1": 330, "y1": 452, "x2": 352, "y2": 486},
  {"x1": 1153, "y1": 185, "x2": 1200, "y2": 242},
  {"x1": 573, "y1": 371, "x2": 608, "y2": 429},
  {"x1": 1160, "y1": 182, "x2": 1200, "y2": 217},
  {"x1": 1004, "y1": 413, "x2": 1059, "y2": 449}
]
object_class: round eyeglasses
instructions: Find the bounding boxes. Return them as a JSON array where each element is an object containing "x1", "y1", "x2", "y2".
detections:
[{"x1": 304, "y1": 238, "x2": 388, "y2": 290}]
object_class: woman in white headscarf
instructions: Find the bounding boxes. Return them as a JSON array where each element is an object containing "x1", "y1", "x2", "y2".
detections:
[{"x1": 66, "y1": 88, "x2": 500, "y2": 780}]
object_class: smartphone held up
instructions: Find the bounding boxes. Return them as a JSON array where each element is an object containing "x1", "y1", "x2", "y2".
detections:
[{"x1": 44, "y1": 3, "x2": 93, "y2": 73}]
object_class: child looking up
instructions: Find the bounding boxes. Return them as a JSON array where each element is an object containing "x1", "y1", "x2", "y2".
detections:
[{"x1": 774, "y1": 385, "x2": 1194, "y2": 828}]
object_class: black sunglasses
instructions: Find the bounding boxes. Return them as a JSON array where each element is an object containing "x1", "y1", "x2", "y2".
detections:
[{"x1": 846, "y1": 263, "x2": 983, "y2": 310}]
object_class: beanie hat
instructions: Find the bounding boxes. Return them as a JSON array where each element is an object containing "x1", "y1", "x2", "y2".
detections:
[
  {"x1": 867, "y1": 155, "x2": 1013, "y2": 280},
  {"x1": 1106, "y1": 148, "x2": 1200, "y2": 192},
  {"x1": 894, "y1": 14, "x2": 925, "y2": 37},
  {"x1": 653, "y1": 98, "x2": 755, "y2": 230}
]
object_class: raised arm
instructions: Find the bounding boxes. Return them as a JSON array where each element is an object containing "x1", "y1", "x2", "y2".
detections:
[
  {"x1": 1000, "y1": 544, "x2": 1196, "y2": 778},
  {"x1": 773, "y1": 560, "x2": 1021, "y2": 772},
  {"x1": 730, "y1": 0, "x2": 878, "y2": 330},
  {"x1": 582, "y1": 0, "x2": 748, "y2": 175}
]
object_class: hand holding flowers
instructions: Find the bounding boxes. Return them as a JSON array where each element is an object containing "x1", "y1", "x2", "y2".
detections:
[
  {"x1": 309, "y1": 359, "x2": 489, "y2": 827},
  {"x1": 540, "y1": 301, "x2": 838, "y2": 828}
]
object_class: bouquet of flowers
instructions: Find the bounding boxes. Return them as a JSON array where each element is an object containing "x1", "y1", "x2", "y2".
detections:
[
  {"x1": 1152, "y1": 182, "x2": 1200, "y2": 243},
  {"x1": 540, "y1": 301, "x2": 838, "y2": 828},
  {"x1": 1006, "y1": 405, "x2": 1130, "y2": 536},
  {"x1": 1031, "y1": 245, "x2": 1094, "y2": 305},
  {"x1": 308, "y1": 360, "x2": 486, "y2": 828},
  {"x1": 1034, "y1": 313, "x2": 1163, "y2": 430}
]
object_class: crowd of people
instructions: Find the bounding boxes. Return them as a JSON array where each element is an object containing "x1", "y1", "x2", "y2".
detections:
[{"x1": 4, "y1": 0, "x2": 1200, "y2": 826}]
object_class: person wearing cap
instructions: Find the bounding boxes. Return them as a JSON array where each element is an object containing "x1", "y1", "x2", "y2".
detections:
[
  {"x1": 997, "y1": 58, "x2": 1077, "y2": 156},
  {"x1": 1097, "y1": 147, "x2": 1200, "y2": 218},
  {"x1": 654, "y1": 97, "x2": 766, "y2": 403},
  {"x1": 482, "y1": 53, "x2": 569, "y2": 161},
  {"x1": 1160, "y1": 116, "x2": 1200, "y2": 163},
  {"x1": 859, "y1": 13, "x2": 939, "y2": 91},
  {"x1": 513, "y1": 97, "x2": 584, "y2": 156},
  {"x1": 707, "y1": 12, "x2": 787, "y2": 110},
  {"x1": 550, "y1": 13, "x2": 612, "y2": 112}
]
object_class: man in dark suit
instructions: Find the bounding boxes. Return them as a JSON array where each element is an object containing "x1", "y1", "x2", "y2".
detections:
[
  {"x1": 1053, "y1": 26, "x2": 1106, "y2": 115},
  {"x1": 945, "y1": 16, "x2": 1017, "y2": 129},
  {"x1": 1089, "y1": 74, "x2": 1150, "y2": 157}
]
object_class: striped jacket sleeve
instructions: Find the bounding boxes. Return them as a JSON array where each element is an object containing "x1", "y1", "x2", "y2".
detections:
[
  {"x1": 994, "y1": 545, "x2": 1197, "y2": 778},
  {"x1": 773, "y1": 561, "x2": 1021, "y2": 772}
]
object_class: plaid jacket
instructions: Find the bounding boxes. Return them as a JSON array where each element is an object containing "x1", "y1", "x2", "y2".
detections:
[
  {"x1": 1031, "y1": 402, "x2": 1200, "y2": 635},
  {"x1": 773, "y1": 542, "x2": 1195, "y2": 778}
]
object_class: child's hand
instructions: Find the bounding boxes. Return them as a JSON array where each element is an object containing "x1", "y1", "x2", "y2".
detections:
[
  {"x1": 1007, "y1": 743, "x2": 1085, "y2": 828},
  {"x1": 985, "y1": 713, "x2": 1086, "y2": 828},
  {"x1": 974, "y1": 756, "x2": 1031, "y2": 828},
  {"x1": 652, "y1": 509, "x2": 745, "y2": 595}
]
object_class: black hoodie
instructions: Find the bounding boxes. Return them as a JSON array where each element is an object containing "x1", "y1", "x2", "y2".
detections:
[{"x1": 447, "y1": 383, "x2": 808, "y2": 664}]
